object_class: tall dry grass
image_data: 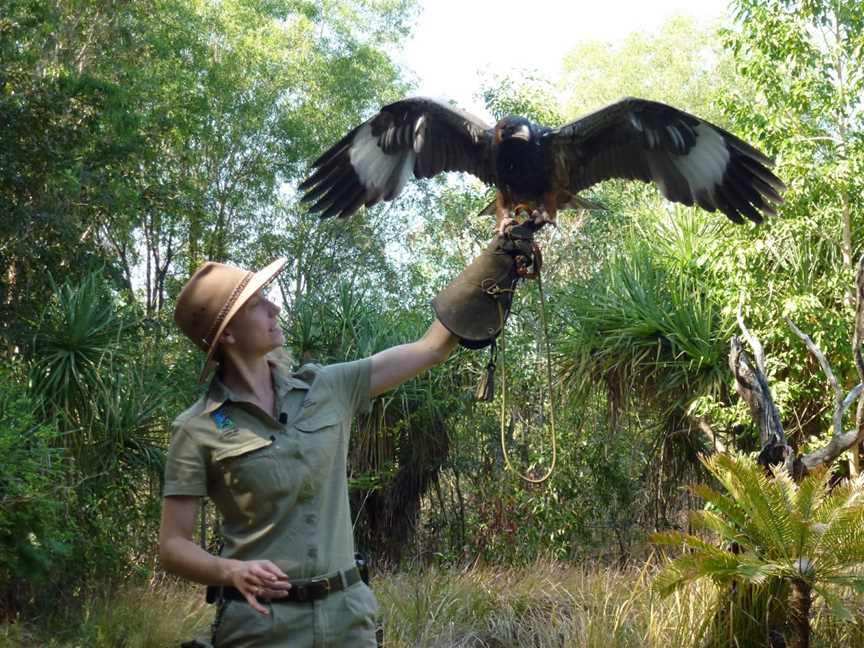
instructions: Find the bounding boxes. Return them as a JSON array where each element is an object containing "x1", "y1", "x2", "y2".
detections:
[
  {"x1": 4, "y1": 561, "x2": 863, "y2": 647},
  {"x1": 0, "y1": 577, "x2": 213, "y2": 648},
  {"x1": 379, "y1": 560, "x2": 708, "y2": 648},
  {"x1": 376, "y1": 560, "x2": 864, "y2": 648}
]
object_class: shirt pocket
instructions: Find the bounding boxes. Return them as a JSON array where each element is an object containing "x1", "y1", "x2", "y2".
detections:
[
  {"x1": 295, "y1": 409, "x2": 341, "y2": 434},
  {"x1": 213, "y1": 430, "x2": 283, "y2": 510},
  {"x1": 294, "y1": 405, "x2": 343, "y2": 473}
]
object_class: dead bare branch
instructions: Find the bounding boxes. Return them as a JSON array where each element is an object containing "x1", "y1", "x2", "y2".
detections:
[
  {"x1": 778, "y1": 315, "x2": 864, "y2": 470},
  {"x1": 785, "y1": 316, "x2": 842, "y2": 404},
  {"x1": 801, "y1": 426, "x2": 861, "y2": 471},
  {"x1": 737, "y1": 291, "x2": 766, "y2": 375},
  {"x1": 729, "y1": 335, "x2": 792, "y2": 472},
  {"x1": 834, "y1": 384, "x2": 864, "y2": 437},
  {"x1": 852, "y1": 256, "x2": 864, "y2": 472}
]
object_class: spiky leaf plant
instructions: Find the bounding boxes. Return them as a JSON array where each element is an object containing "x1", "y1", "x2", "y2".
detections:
[
  {"x1": 30, "y1": 272, "x2": 128, "y2": 421},
  {"x1": 555, "y1": 207, "x2": 734, "y2": 415},
  {"x1": 653, "y1": 452, "x2": 864, "y2": 648}
]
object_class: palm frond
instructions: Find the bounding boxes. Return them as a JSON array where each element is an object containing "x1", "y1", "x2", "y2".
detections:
[
  {"x1": 812, "y1": 583, "x2": 857, "y2": 622},
  {"x1": 555, "y1": 209, "x2": 732, "y2": 414},
  {"x1": 704, "y1": 454, "x2": 795, "y2": 562},
  {"x1": 690, "y1": 482, "x2": 770, "y2": 551},
  {"x1": 29, "y1": 271, "x2": 131, "y2": 428}
]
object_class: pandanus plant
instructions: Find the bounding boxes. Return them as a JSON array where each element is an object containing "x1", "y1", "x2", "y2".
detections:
[{"x1": 652, "y1": 452, "x2": 864, "y2": 648}]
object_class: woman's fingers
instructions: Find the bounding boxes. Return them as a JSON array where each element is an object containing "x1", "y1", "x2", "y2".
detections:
[
  {"x1": 255, "y1": 562, "x2": 291, "y2": 590},
  {"x1": 242, "y1": 587, "x2": 269, "y2": 616},
  {"x1": 260, "y1": 584, "x2": 291, "y2": 598},
  {"x1": 261, "y1": 561, "x2": 290, "y2": 582},
  {"x1": 232, "y1": 560, "x2": 292, "y2": 614}
]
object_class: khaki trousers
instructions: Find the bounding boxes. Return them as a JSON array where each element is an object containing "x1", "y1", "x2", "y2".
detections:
[{"x1": 212, "y1": 581, "x2": 379, "y2": 647}]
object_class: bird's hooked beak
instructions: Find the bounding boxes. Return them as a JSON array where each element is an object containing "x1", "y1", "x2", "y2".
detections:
[{"x1": 509, "y1": 124, "x2": 531, "y2": 142}]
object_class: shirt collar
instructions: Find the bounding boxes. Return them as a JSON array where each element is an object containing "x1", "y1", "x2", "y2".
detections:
[{"x1": 201, "y1": 355, "x2": 310, "y2": 415}]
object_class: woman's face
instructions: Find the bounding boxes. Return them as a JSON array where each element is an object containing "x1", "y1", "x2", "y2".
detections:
[{"x1": 221, "y1": 288, "x2": 284, "y2": 357}]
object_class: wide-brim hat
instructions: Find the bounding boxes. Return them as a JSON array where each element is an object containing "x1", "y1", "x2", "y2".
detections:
[{"x1": 174, "y1": 257, "x2": 288, "y2": 383}]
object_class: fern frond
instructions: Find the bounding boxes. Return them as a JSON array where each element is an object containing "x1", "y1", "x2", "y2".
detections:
[
  {"x1": 691, "y1": 482, "x2": 771, "y2": 550},
  {"x1": 816, "y1": 505, "x2": 864, "y2": 569},
  {"x1": 812, "y1": 583, "x2": 856, "y2": 622},
  {"x1": 706, "y1": 453, "x2": 794, "y2": 561},
  {"x1": 690, "y1": 509, "x2": 757, "y2": 552},
  {"x1": 791, "y1": 468, "x2": 832, "y2": 558}
]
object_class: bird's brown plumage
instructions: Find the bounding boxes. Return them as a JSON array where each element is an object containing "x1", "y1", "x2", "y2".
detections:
[{"x1": 299, "y1": 96, "x2": 785, "y2": 229}]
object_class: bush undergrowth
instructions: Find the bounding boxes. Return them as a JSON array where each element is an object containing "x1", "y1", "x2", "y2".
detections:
[{"x1": 6, "y1": 561, "x2": 863, "y2": 647}]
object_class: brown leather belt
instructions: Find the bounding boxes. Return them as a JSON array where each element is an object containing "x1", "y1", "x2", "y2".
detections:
[{"x1": 207, "y1": 566, "x2": 361, "y2": 604}]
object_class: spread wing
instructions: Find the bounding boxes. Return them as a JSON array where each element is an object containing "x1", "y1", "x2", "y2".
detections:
[
  {"x1": 299, "y1": 97, "x2": 495, "y2": 219},
  {"x1": 549, "y1": 98, "x2": 786, "y2": 224}
]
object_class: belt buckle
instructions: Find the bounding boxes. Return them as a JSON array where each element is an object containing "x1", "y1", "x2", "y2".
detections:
[{"x1": 312, "y1": 577, "x2": 331, "y2": 594}]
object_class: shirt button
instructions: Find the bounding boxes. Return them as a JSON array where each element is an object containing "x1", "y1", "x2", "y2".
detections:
[
  {"x1": 298, "y1": 482, "x2": 314, "y2": 502},
  {"x1": 307, "y1": 547, "x2": 317, "y2": 559}
]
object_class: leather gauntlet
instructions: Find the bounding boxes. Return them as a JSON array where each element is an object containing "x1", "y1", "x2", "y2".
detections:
[{"x1": 432, "y1": 221, "x2": 539, "y2": 349}]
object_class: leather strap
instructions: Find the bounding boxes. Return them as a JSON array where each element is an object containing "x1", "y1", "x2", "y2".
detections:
[{"x1": 207, "y1": 566, "x2": 362, "y2": 604}]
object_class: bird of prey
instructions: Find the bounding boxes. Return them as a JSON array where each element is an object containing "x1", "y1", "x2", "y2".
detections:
[{"x1": 299, "y1": 97, "x2": 785, "y2": 232}]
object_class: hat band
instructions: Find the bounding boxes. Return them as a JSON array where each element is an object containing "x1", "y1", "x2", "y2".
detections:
[{"x1": 202, "y1": 271, "x2": 254, "y2": 350}]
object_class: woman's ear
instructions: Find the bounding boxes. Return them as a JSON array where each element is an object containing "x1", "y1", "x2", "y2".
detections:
[{"x1": 219, "y1": 328, "x2": 236, "y2": 347}]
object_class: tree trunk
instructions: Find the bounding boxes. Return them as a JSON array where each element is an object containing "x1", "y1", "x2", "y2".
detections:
[
  {"x1": 729, "y1": 336, "x2": 794, "y2": 474},
  {"x1": 851, "y1": 256, "x2": 864, "y2": 474},
  {"x1": 789, "y1": 579, "x2": 811, "y2": 648}
]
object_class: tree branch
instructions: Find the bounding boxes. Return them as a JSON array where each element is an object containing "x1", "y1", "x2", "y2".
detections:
[
  {"x1": 801, "y1": 424, "x2": 861, "y2": 471},
  {"x1": 737, "y1": 292, "x2": 766, "y2": 375},
  {"x1": 852, "y1": 256, "x2": 864, "y2": 473},
  {"x1": 785, "y1": 316, "x2": 842, "y2": 405},
  {"x1": 729, "y1": 335, "x2": 791, "y2": 472}
]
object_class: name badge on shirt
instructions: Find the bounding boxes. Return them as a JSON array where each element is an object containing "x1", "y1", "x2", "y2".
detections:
[{"x1": 211, "y1": 405, "x2": 236, "y2": 431}]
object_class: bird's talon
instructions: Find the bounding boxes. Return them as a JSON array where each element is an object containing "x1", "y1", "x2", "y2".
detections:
[
  {"x1": 512, "y1": 204, "x2": 533, "y2": 220},
  {"x1": 532, "y1": 208, "x2": 556, "y2": 228},
  {"x1": 497, "y1": 216, "x2": 519, "y2": 235}
]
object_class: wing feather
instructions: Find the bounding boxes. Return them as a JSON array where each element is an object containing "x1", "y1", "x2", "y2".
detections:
[
  {"x1": 551, "y1": 97, "x2": 785, "y2": 224},
  {"x1": 300, "y1": 97, "x2": 495, "y2": 218}
]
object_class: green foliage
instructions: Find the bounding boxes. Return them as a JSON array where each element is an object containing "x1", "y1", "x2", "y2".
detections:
[
  {"x1": 561, "y1": 14, "x2": 735, "y2": 124},
  {"x1": 0, "y1": 0, "x2": 417, "y2": 339},
  {"x1": 482, "y1": 73, "x2": 564, "y2": 126},
  {"x1": 29, "y1": 271, "x2": 164, "y2": 478},
  {"x1": 0, "y1": 360, "x2": 72, "y2": 612},
  {"x1": 653, "y1": 452, "x2": 864, "y2": 644},
  {"x1": 557, "y1": 208, "x2": 735, "y2": 413},
  {"x1": 0, "y1": 271, "x2": 172, "y2": 615},
  {"x1": 30, "y1": 273, "x2": 128, "y2": 420}
]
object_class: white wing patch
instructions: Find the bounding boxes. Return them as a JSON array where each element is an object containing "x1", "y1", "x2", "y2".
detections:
[
  {"x1": 413, "y1": 115, "x2": 426, "y2": 153},
  {"x1": 349, "y1": 122, "x2": 417, "y2": 202},
  {"x1": 670, "y1": 123, "x2": 730, "y2": 198}
]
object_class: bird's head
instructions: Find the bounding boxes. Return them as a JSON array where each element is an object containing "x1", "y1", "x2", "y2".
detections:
[{"x1": 495, "y1": 117, "x2": 534, "y2": 145}]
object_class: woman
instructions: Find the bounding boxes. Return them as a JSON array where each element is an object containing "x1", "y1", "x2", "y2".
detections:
[{"x1": 159, "y1": 257, "x2": 458, "y2": 647}]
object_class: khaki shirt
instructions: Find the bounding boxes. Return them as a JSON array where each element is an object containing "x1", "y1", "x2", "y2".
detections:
[{"x1": 164, "y1": 350, "x2": 372, "y2": 580}]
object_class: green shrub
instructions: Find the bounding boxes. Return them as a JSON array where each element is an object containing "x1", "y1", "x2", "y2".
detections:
[{"x1": 0, "y1": 359, "x2": 73, "y2": 615}]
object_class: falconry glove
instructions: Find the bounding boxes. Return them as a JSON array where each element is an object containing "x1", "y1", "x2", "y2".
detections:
[{"x1": 432, "y1": 220, "x2": 540, "y2": 350}]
